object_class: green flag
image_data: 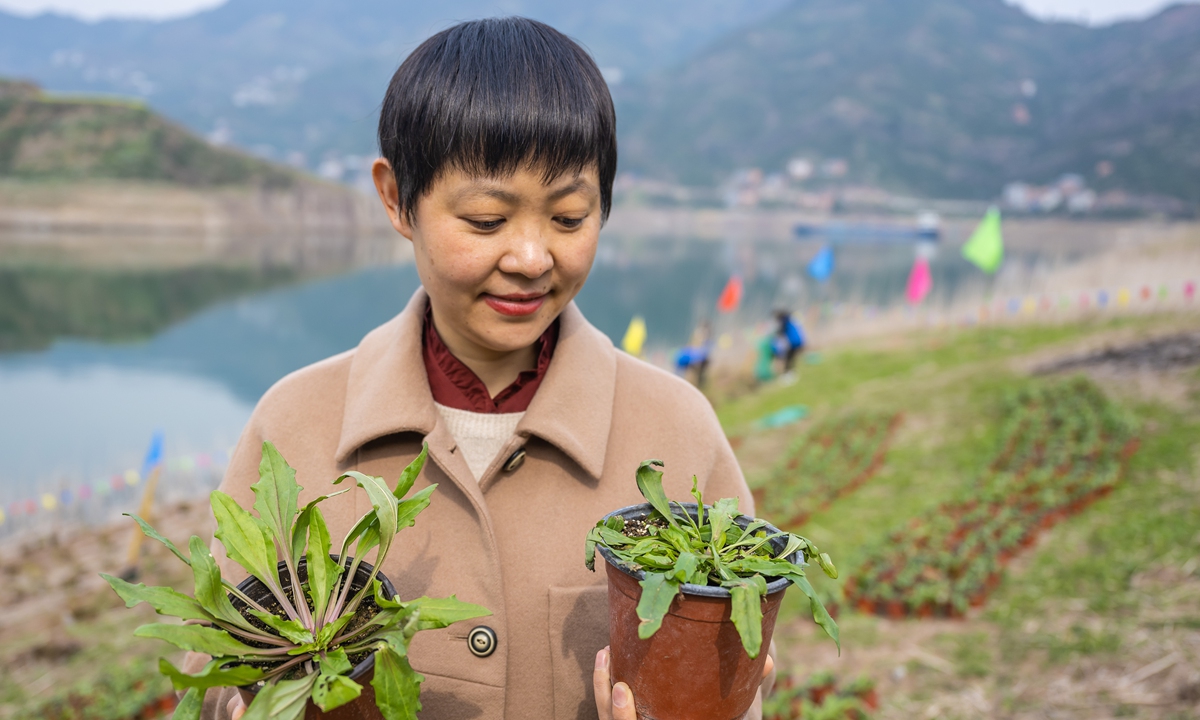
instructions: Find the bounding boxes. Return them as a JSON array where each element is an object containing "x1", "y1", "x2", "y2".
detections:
[{"x1": 962, "y1": 207, "x2": 1004, "y2": 274}]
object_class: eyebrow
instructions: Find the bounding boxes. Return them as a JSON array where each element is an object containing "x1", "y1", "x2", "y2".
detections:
[{"x1": 453, "y1": 178, "x2": 598, "y2": 205}]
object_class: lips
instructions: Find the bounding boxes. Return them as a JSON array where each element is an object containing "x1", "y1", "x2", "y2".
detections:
[{"x1": 483, "y1": 292, "x2": 547, "y2": 317}]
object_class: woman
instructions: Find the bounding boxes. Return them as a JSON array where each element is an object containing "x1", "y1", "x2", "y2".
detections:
[{"x1": 198, "y1": 17, "x2": 772, "y2": 720}]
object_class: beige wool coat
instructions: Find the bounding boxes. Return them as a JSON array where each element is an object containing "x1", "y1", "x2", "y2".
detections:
[{"x1": 189, "y1": 288, "x2": 767, "y2": 719}]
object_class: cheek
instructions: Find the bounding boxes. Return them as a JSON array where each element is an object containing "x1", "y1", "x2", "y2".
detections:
[
  {"x1": 554, "y1": 235, "x2": 599, "y2": 289},
  {"x1": 417, "y1": 227, "x2": 496, "y2": 291}
]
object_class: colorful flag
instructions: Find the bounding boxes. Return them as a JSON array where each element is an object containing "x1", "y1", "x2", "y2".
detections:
[
  {"x1": 140, "y1": 430, "x2": 165, "y2": 479},
  {"x1": 962, "y1": 207, "x2": 1004, "y2": 274},
  {"x1": 621, "y1": 316, "x2": 647, "y2": 357},
  {"x1": 808, "y1": 245, "x2": 834, "y2": 281},
  {"x1": 905, "y1": 256, "x2": 932, "y2": 305},
  {"x1": 716, "y1": 275, "x2": 744, "y2": 313}
]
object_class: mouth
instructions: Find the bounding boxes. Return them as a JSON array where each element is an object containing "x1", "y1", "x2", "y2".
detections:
[{"x1": 482, "y1": 292, "x2": 548, "y2": 317}]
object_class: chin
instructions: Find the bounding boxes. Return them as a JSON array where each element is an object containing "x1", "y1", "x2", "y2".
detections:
[{"x1": 476, "y1": 320, "x2": 550, "y2": 352}]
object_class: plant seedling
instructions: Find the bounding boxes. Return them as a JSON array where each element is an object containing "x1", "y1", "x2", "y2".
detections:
[
  {"x1": 585, "y1": 460, "x2": 839, "y2": 657},
  {"x1": 103, "y1": 442, "x2": 489, "y2": 720}
]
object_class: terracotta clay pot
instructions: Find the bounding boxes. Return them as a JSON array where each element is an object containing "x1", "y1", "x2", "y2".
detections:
[
  {"x1": 235, "y1": 557, "x2": 397, "y2": 720},
  {"x1": 599, "y1": 503, "x2": 796, "y2": 720}
]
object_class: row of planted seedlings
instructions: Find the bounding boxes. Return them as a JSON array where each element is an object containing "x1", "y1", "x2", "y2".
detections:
[
  {"x1": 764, "y1": 671, "x2": 878, "y2": 720},
  {"x1": 844, "y1": 378, "x2": 1137, "y2": 619},
  {"x1": 752, "y1": 411, "x2": 902, "y2": 529}
]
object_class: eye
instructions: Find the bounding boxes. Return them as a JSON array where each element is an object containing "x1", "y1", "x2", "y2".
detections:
[
  {"x1": 555, "y1": 216, "x2": 585, "y2": 229},
  {"x1": 467, "y1": 218, "x2": 505, "y2": 231}
]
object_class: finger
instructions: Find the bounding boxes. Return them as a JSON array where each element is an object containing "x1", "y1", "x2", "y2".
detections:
[
  {"x1": 611, "y1": 681, "x2": 637, "y2": 720},
  {"x1": 593, "y1": 647, "x2": 613, "y2": 720},
  {"x1": 762, "y1": 653, "x2": 775, "y2": 680},
  {"x1": 227, "y1": 693, "x2": 246, "y2": 720}
]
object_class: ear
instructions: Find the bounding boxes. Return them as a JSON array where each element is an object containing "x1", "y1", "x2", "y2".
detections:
[{"x1": 372, "y1": 158, "x2": 414, "y2": 240}]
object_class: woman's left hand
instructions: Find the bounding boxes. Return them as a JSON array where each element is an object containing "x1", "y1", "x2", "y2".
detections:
[{"x1": 592, "y1": 646, "x2": 774, "y2": 720}]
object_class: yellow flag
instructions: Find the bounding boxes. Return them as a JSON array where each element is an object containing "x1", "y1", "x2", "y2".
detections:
[{"x1": 622, "y1": 316, "x2": 647, "y2": 356}]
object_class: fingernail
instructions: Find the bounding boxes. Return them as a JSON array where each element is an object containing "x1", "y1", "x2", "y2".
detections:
[
  {"x1": 595, "y1": 649, "x2": 607, "y2": 670},
  {"x1": 613, "y1": 683, "x2": 629, "y2": 709}
]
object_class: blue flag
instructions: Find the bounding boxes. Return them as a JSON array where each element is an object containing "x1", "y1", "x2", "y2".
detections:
[
  {"x1": 140, "y1": 430, "x2": 165, "y2": 479},
  {"x1": 808, "y1": 244, "x2": 834, "y2": 281}
]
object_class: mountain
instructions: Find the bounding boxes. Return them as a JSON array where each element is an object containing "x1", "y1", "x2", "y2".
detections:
[
  {"x1": 0, "y1": 0, "x2": 787, "y2": 174},
  {"x1": 615, "y1": 0, "x2": 1200, "y2": 203},
  {"x1": 0, "y1": 78, "x2": 295, "y2": 186}
]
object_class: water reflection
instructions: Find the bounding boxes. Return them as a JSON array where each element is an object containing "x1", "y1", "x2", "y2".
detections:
[{"x1": 0, "y1": 233, "x2": 1015, "y2": 499}]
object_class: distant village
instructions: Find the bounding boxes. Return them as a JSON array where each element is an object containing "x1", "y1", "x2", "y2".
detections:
[{"x1": 241, "y1": 141, "x2": 1193, "y2": 220}]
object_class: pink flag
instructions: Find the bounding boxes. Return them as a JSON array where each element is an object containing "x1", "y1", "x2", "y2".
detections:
[{"x1": 905, "y1": 257, "x2": 932, "y2": 305}]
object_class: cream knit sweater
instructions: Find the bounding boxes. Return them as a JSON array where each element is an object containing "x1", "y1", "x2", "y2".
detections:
[{"x1": 434, "y1": 403, "x2": 524, "y2": 481}]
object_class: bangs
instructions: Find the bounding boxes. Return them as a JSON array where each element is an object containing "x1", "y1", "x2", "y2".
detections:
[{"x1": 379, "y1": 17, "x2": 617, "y2": 221}]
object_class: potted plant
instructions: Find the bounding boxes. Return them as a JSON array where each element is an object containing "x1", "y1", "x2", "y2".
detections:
[
  {"x1": 102, "y1": 442, "x2": 489, "y2": 720},
  {"x1": 585, "y1": 460, "x2": 839, "y2": 720}
]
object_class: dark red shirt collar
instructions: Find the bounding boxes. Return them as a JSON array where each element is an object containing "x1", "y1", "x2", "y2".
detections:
[{"x1": 422, "y1": 301, "x2": 558, "y2": 413}]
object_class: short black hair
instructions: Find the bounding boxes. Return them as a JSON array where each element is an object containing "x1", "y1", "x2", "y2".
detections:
[{"x1": 378, "y1": 17, "x2": 617, "y2": 223}]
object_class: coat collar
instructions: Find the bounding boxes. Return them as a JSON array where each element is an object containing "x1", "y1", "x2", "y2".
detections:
[{"x1": 335, "y1": 288, "x2": 615, "y2": 480}]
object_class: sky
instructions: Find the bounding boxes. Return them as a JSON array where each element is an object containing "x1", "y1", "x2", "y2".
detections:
[{"x1": 0, "y1": 0, "x2": 1191, "y2": 23}]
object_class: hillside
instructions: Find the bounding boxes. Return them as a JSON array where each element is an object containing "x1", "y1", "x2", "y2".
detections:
[
  {"x1": 615, "y1": 0, "x2": 1200, "y2": 203},
  {"x1": 0, "y1": 78, "x2": 295, "y2": 187},
  {"x1": 0, "y1": 0, "x2": 786, "y2": 172}
]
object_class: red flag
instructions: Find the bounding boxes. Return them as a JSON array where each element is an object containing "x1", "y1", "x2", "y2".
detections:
[{"x1": 716, "y1": 275, "x2": 743, "y2": 313}]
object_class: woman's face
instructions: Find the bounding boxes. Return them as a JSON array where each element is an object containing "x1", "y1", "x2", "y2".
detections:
[{"x1": 373, "y1": 161, "x2": 601, "y2": 359}]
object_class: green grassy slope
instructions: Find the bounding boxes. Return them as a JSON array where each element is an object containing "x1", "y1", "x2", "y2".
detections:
[
  {"x1": 0, "y1": 79, "x2": 296, "y2": 187},
  {"x1": 721, "y1": 315, "x2": 1200, "y2": 714}
]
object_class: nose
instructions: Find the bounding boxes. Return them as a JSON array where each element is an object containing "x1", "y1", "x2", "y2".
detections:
[{"x1": 498, "y1": 223, "x2": 554, "y2": 279}]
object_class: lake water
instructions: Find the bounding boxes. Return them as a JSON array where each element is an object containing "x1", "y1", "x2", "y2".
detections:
[{"x1": 0, "y1": 230, "x2": 1056, "y2": 515}]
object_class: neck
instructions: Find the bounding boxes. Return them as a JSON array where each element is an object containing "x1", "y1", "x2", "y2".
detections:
[{"x1": 431, "y1": 311, "x2": 538, "y2": 399}]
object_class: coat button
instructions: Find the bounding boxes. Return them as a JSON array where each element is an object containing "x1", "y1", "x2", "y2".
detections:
[
  {"x1": 502, "y1": 448, "x2": 526, "y2": 473},
  {"x1": 468, "y1": 626, "x2": 497, "y2": 658}
]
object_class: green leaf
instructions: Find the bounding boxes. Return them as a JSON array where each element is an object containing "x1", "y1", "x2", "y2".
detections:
[
  {"x1": 635, "y1": 571, "x2": 680, "y2": 640},
  {"x1": 689, "y1": 475, "x2": 705, "y2": 526},
  {"x1": 393, "y1": 444, "x2": 429, "y2": 500},
  {"x1": 317, "y1": 613, "x2": 354, "y2": 646},
  {"x1": 373, "y1": 643, "x2": 425, "y2": 720},
  {"x1": 781, "y1": 572, "x2": 840, "y2": 653},
  {"x1": 252, "y1": 441, "x2": 301, "y2": 552},
  {"x1": 159, "y1": 657, "x2": 266, "y2": 690},
  {"x1": 708, "y1": 505, "x2": 733, "y2": 553},
  {"x1": 635, "y1": 460, "x2": 679, "y2": 529},
  {"x1": 172, "y1": 687, "x2": 202, "y2": 720},
  {"x1": 188, "y1": 536, "x2": 258, "y2": 633},
  {"x1": 338, "y1": 511, "x2": 378, "y2": 565},
  {"x1": 305, "y1": 508, "x2": 342, "y2": 621},
  {"x1": 291, "y1": 489, "x2": 350, "y2": 562},
  {"x1": 584, "y1": 525, "x2": 602, "y2": 571},
  {"x1": 248, "y1": 610, "x2": 314, "y2": 645},
  {"x1": 101, "y1": 573, "x2": 212, "y2": 622},
  {"x1": 395, "y1": 485, "x2": 436, "y2": 532},
  {"x1": 336, "y1": 471, "x2": 398, "y2": 566},
  {"x1": 241, "y1": 674, "x2": 318, "y2": 720},
  {"x1": 319, "y1": 648, "x2": 353, "y2": 676},
  {"x1": 728, "y1": 576, "x2": 767, "y2": 659},
  {"x1": 313, "y1": 673, "x2": 362, "y2": 712},
  {"x1": 211, "y1": 491, "x2": 280, "y2": 590},
  {"x1": 134, "y1": 623, "x2": 265, "y2": 657},
  {"x1": 124, "y1": 513, "x2": 190, "y2": 566},
  {"x1": 406, "y1": 595, "x2": 491, "y2": 631},
  {"x1": 817, "y1": 552, "x2": 838, "y2": 579},
  {"x1": 670, "y1": 551, "x2": 700, "y2": 585}
]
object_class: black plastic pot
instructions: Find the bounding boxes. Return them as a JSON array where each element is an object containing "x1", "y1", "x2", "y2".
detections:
[
  {"x1": 598, "y1": 503, "x2": 799, "y2": 720},
  {"x1": 233, "y1": 556, "x2": 396, "y2": 720}
]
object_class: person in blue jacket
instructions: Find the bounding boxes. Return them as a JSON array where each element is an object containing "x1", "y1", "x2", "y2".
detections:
[{"x1": 774, "y1": 309, "x2": 806, "y2": 374}]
